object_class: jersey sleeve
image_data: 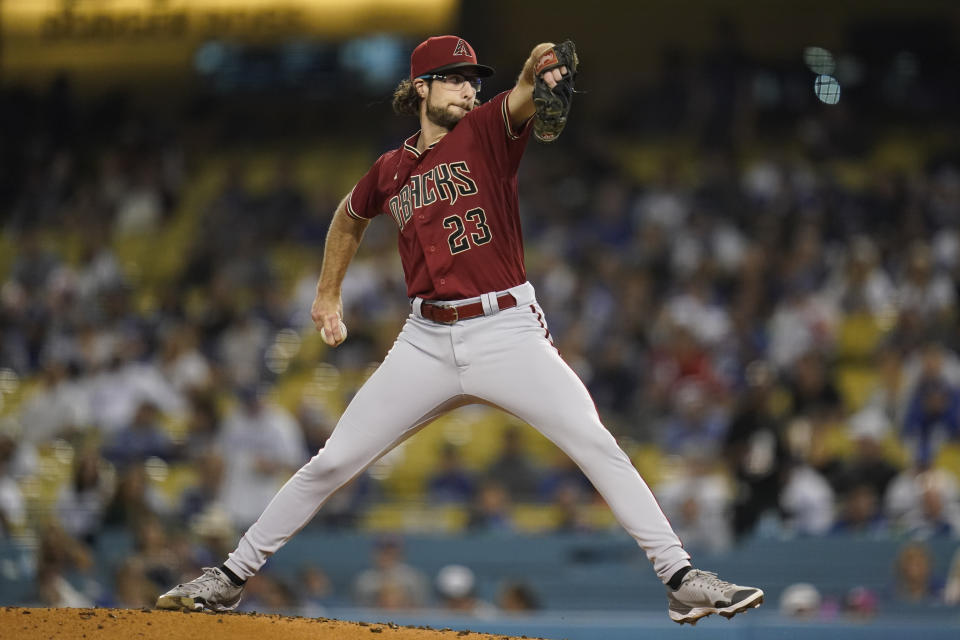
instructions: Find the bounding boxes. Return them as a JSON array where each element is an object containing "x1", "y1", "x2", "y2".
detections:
[
  {"x1": 346, "y1": 154, "x2": 388, "y2": 220},
  {"x1": 465, "y1": 90, "x2": 532, "y2": 176}
]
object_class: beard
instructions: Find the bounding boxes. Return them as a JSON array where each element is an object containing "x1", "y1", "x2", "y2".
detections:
[{"x1": 424, "y1": 92, "x2": 471, "y2": 129}]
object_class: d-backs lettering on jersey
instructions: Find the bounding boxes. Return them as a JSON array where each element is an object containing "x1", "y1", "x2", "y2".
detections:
[
  {"x1": 386, "y1": 161, "x2": 478, "y2": 231},
  {"x1": 346, "y1": 90, "x2": 532, "y2": 300}
]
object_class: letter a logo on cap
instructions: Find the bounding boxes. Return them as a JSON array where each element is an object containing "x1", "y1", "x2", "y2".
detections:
[{"x1": 453, "y1": 39, "x2": 470, "y2": 57}]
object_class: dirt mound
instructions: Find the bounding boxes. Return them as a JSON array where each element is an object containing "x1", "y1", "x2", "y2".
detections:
[{"x1": 1, "y1": 607, "x2": 534, "y2": 640}]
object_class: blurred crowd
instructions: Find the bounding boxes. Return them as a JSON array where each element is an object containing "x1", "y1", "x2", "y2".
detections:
[{"x1": 2, "y1": 25, "x2": 960, "y2": 615}]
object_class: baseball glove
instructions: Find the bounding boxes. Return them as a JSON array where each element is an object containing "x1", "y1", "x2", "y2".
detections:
[{"x1": 532, "y1": 39, "x2": 579, "y2": 143}]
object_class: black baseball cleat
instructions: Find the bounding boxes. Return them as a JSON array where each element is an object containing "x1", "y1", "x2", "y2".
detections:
[{"x1": 666, "y1": 569, "x2": 764, "y2": 625}]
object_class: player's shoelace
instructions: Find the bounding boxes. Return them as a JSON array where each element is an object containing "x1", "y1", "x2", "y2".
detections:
[
  {"x1": 686, "y1": 570, "x2": 736, "y2": 598},
  {"x1": 179, "y1": 567, "x2": 228, "y2": 595}
]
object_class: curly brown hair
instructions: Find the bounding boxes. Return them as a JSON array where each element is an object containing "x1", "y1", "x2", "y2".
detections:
[{"x1": 392, "y1": 78, "x2": 422, "y2": 116}]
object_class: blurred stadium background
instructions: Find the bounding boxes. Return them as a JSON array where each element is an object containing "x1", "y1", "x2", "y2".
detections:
[{"x1": 1, "y1": 1, "x2": 960, "y2": 638}]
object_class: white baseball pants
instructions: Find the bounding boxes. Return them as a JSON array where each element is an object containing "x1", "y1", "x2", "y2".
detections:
[{"x1": 225, "y1": 281, "x2": 690, "y2": 583}]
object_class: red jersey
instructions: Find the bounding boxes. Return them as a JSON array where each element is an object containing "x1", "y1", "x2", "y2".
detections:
[{"x1": 346, "y1": 90, "x2": 532, "y2": 300}]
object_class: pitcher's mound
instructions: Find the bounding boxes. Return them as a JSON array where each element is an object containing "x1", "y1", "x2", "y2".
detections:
[{"x1": 1, "y1": 607, "x2": 531, "y2": 640}]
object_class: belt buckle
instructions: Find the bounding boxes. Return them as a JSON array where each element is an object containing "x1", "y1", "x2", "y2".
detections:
[{"x1": 440, "y1": 305, "x2": 459, "y2": 324}]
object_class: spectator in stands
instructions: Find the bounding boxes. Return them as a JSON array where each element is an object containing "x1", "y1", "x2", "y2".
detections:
[
  {"x1": 217, "y1": 313, "x2": 271, "y2": 388},
  {"x1": 238, "y1": 571, "x2": 299, "y2": 613},
  {"x1": 237, "y1": 572, "x2": 299, "y2": 613},
  {"x1": 297, "y1": 565, "x2": 334, "y2": 616},
  {"x1": 497, "y1": 581, "x2": 540, "y2": 612},
  {"x1": 780, "y1": 418, "x2": 836, "y2": 535},
  {"x1": 0, "y1": 427, "x2": 37, "y2": 481},
  {"x1": 216, "y1": 386, "x2": 306, "y2": 527},
  {"x1": 578, "y1": 176, "x2": 633, "y2": 251},
  {"x1": 587, "y1": 335, "x2": 641, "y2": 424},
  {"x1": 435, "y1": 564, "x2": 496, "y2": 617},
  {"x1": 552, "y1": 482, "x2": 596, "y2": 533},
  {"x1": 106, "y1": 557, "x2": 159, "y2": 609},
  {"x1": 250, "y1": 280, "x2": 295, "y2": 332},
  {"x1": 895, "y1": 242, "x2": 957, "y2": 325},
  {"x1": 8, "y1": 229, "x2": 61, "y2": 298},
  {"x1": 656, "y1": 379, "x2": 729, "y2": 457},
  {"x1": 786, "y1": 351, "x2": 843, "y2": 421},
  {"x1": 17, "y1": 360, "x2": 92, "y2": 444},
  {"x1": 309, "y1": 473, "x2": 374, "y2": 530},
  {"x1": 885, "y1": 467, "x2": 960, "y2": 538},
  {"x1": 662, "y1": 271, "x2": 733, "y2": 349},
  {"x1": 158, "y1": 324, "x2": 212, "y2": 395},
  {"x1": 185, "y1": 507, "x2": 236, "y2": 570},
  {"x1": 72, "y1": 226, "x2": 126, "y2": 307},
  {"x1": 0, "y1": 433, "x2": 27, "y2": 538},
  {"x1": 901, "y1": 341, "x2": 960, "y2": 392},
  {"x1": 831, "y1": 484, "x2": 887, "y2": 537},
  {"x1": 55, "y1": 446, "x2": 112, "y2": 544},
  {"x1": 573, "y1": 254, "x2": 619, "y2": 348},
  {"x1": 31, "y1": 523, "x2": 95, "y2": 608},
  {"x1": 914, "y1": 477, "x2": 960, "y2": 538},
  {"x1": 823, "y1": 235, "x2": 896, "y2": 316},
  {"x1": 352, "y1": 535, "x2": 429, "y2": 610},
  {"x1": 467, "y1": 481, "x2": 515, "y2": 533},
  {"x1": 892, "y1": 542, "x2": 943, "y2": 603},
  {"x1": 113, "y1": 163, "x2": 167, "y2": 236},
  {"x1": 102, "y1": 461, "x2": 170, "y2": 529},
  {"x1": 779, "y1": 582, "x2": 822, "y2": 619},
  {"x1": 427, "y1": 444, "x2": 476, "y2": 504},
  {"x1": 102, "y1": 400, "x2": 176, "y2": 467},
  {"x1": 646, "y1": 323, "x2": 722, "y2": 420},
  {"x1": 88, "y1": 331, "x2": 186, "y2": 437},
  {"x1": 945, "y1": 546, "x2": 960, "y2": 605},
  {"x1": 902, "y1": 343, "x2": 960, "y2": 468},
  {"x1": 538, "y1": 451, "x2": 594, "y2": 502},
  {"x1": 656, "y1": 453, "x2": 733, "y2": 552},
  {"x1": 631, "y1": 161, "x2": 691, "y2": 234},
  {"x1": 829, "y1": 407, "x2": 899, "y2": 499},
  {"x1": 191, "y1": 275, "x2": 238, "y2": 351},
  {"x1": 181, "y1": 390, "x2": 222, "y2": 457},
  {"x1": 129, "y1": 514, "x2": 180, "y2": 592},
  {"x1": 843, "y1": 585, "x2": 878, "y2": 620},
  {"x1": 258, "y1": 157, "x2": 308, "y2": 244},
  {"x1": 292, "y1": 188, "x2": 337, "y2": 247},
  {"x1": 178, "y1": 450, "x2": 225, "y2": 523},
  {"x1": 484, "y1": 426, "x2": 540, "y2": 501},
  {"x1": 767, "y1": 280, "x2": 838, "y2": 373},
  {"x1": 862, "y1": 345, "x2": 910, "y2": 427},
  {"x1": 724, "y1": 360, "x2": 789, "y2": 538}
]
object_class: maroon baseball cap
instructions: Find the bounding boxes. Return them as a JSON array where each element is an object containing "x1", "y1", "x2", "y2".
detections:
[{"x1": 410, "y1": 35, "x2": 495, "y2": 79}]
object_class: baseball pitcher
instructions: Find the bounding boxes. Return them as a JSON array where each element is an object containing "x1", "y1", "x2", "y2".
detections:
[{"x1": 157, "y1": 35, "x2": 763, "y2": 625}]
